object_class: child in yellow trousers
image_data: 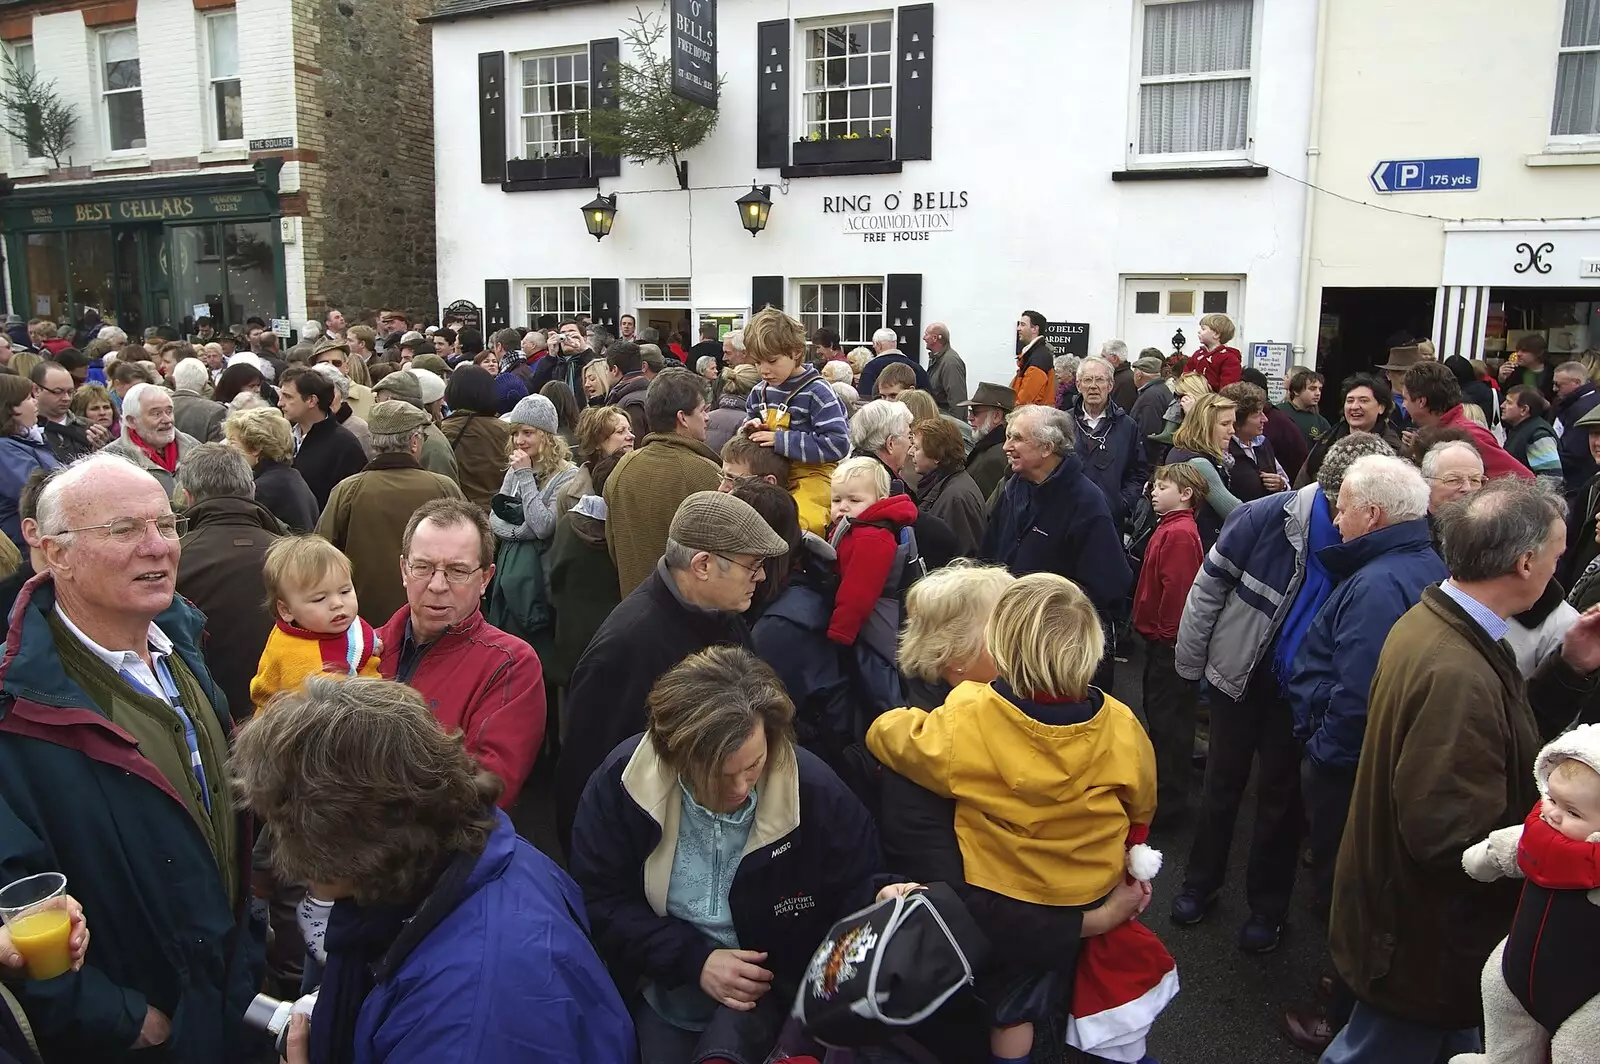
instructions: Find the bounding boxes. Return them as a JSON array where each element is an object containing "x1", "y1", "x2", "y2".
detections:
[{"x1": 741, "y1": 308, "x2": 851, "y2": 534}]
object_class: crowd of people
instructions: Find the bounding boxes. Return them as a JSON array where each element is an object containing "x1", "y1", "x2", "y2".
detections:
[{"x1": 0, "y1": 301, "x2": 1596, "y2": 1064}]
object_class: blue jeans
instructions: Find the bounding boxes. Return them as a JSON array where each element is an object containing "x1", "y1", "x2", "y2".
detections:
[{"x1": 1319, "y1": 1001, "x2": 1481, "y2": 1064}]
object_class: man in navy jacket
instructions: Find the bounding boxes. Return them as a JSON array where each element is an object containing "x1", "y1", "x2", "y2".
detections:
[{"x1": 1068, "y1": 357, "x2": 1147, "y2": 528}]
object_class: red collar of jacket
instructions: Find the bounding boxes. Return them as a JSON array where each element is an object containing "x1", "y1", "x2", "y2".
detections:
[{"x1": 1517, "y1": 803, "x2": 1600, "y2": 889}]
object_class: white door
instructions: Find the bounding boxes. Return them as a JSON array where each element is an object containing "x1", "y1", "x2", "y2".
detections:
[{"x1": 1119, "y1": 276, "x2": 1244, "y2": 359}]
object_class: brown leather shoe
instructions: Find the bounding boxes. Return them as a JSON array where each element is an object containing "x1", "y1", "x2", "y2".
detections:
[{"x1": 1281, "y1": 1009, "x2": 1337, "y2": 1055}]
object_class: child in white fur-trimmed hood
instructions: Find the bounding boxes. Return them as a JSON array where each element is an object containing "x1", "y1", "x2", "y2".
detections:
[{"x1": 1454, "y1": 723, "x2": 1600, "y2": 1064}]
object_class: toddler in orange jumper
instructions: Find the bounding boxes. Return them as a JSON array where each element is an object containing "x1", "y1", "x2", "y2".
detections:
[{"x1": 249, "y1": 535, "x2": 380, "y2": 713}]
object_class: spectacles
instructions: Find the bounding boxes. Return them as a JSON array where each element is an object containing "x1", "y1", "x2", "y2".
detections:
[
  {"x1": 719, "y1": 471, "x2": 759, "y2": 489},
  {"x1": 34, "y1": 383, "x2": 73, "y2": 398},
  {"x1": 716, "y1": 554, "x2": 766, "y2": 579},
  {"x1": 1427, "y1": 473, "x2": 1487, "y2": 489},
  {"x1": 51, "y1": 515, "x2": 187, "y2": 542},
  {"x1": 403, "y1": 560, "x2": 484, "y2": 584}
]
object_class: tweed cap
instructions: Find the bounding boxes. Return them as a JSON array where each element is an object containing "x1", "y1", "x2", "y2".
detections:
[
  {"x1": 669, "y1": 491, "x2": 790, "y2": 559},
  {"x1": 367, "y1": 400, "x2": 431, "y2": 435},
  {"x1": 372, "y1": 368, "x2": 423, "y2": 405},
  {"x1": 311, "y1": 336, "x2": 349, "y2": 358},
  {"x1": 1132, "y1": 356, "x2": 1165, "y2": 375},
  {"x1": 410, "y1": 353, "x2": 451, "y2": 378}
]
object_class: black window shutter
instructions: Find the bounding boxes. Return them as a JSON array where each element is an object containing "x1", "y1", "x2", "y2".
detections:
[
  {"x1": 478, "y1": 52, "x2": 506, "y2": 184},
  {"x1": 485, "y1": 279, "x2": 511, "y2": 332},
  {"x1": 755, "y1": 21, "x2": 790, "y2": 170},
  {"x1": 886, "y1": 274, "x2": 923, "y2": 361},
  {"x1": 590, "y1": 278, "x2": 621, "y2": 331},
  {"x1": 896, "y1": 5, "x2": 933, "y2": 161},
  {"x1": 590, "y1": 38, "x2": 621, "y2": 179},
  {"x1": 751, "y1": 276, "x2": 784, "y2": 313}
]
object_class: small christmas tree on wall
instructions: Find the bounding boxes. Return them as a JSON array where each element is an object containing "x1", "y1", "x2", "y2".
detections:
[
  {"x1": 0, "y1": 54, "x2": 76, "y2": 168},
  {"x1": 583, "y1": 9, "x2": 722, "y2": 190}
]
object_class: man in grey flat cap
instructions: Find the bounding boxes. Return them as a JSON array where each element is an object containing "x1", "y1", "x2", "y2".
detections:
[
  {"x1": 555, "y1": 489, "x2": 791, "y2": 853},
  {"x1": 316, "y1": 400, "x2": 464, "y2": 626}
]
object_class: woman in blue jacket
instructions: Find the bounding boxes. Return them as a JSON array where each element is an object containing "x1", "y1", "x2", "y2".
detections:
[
  {"x1": 570, "y1": 646, "x2": 902, "y2": 1064},
  {"x1": 232, "y1": 676, "x2": 635, "y2": 1064},
  {"x1": 0, "y1": 375, "x2": 60, "y2": 552}
]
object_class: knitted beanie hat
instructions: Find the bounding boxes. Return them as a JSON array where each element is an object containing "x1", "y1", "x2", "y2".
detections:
[{"x1": 504, "y1": 394, "x2": 557, "y2": 434}]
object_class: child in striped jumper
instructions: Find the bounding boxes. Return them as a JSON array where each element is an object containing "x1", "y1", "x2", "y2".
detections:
[
  {"x1": 249, "y1": 535, "x2": 380, "y2": 713},
  {"x1": 741, "y1": 307, "x2": 851, "y2": 536}
]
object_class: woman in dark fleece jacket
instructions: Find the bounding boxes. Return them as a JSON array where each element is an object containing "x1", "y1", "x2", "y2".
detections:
[{"x1": 569, "y1": 646, "x2": 901, "y2": 1064}]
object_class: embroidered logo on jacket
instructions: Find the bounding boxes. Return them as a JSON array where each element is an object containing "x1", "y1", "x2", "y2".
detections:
[{"x1": 770, "y1": 841, "x2": 792, "y2": 859}]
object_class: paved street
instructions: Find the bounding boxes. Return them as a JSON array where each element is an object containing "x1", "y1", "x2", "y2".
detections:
[{"x1": 515, "y1": 636, "x2": 1326, "y2": 1064}]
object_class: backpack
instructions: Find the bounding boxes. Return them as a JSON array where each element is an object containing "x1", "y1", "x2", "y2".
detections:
[{"x1": 793, "y1": 883, "x2": 989, "y2": 1050}]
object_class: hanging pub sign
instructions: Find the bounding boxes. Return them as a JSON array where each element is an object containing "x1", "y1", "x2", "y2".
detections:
[
  {"x1": 1044, "y1": 322, "x2": 1089, "y2": 358},
  {"x1": 671, "y1": 0, "x2": 718, "y2": 109},
  {"x1": 442, "y1": 300, "x2": 483, "y2": 333}
]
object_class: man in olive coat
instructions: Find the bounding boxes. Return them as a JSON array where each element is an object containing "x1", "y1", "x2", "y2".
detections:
[
  {"x1": 316, "y1": 401, "x2": 464, "y2": 626},
  {"x1": 1324, "y1": 480, "x2": 1600, "y2": 1063}
]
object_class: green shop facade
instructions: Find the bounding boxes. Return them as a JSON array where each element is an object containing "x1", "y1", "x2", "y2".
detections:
[{"x1": 1, "y1": 159, "x2": 289, "y2": 339}]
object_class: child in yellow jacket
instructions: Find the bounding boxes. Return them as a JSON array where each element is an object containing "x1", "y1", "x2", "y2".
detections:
[
  {"x1": 250, "y1": 536, "x2": 380, "y2": 713},
  {"x1": 866, "y1": 572, "x2": 1162, "y2": 1064}
]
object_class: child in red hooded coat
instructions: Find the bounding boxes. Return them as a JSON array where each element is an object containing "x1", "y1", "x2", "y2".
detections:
[{"x1": 825, "y1": 456, "x2": 918, "y2": 646}]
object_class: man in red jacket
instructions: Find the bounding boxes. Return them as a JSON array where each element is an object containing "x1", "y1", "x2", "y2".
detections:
[
  {"x1": 380, "y1": 497, "x2": 546, "y2": 807},
  {"x1": 1404, "y1": 360, "x2": 1533, "y2": 482}
]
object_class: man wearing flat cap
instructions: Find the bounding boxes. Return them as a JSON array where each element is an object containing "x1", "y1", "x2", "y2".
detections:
[
  {"x1": 555, "y1": 489, "x2": 791, "y2": 854},
  {"x1": 373, "y1": 369, "x2": 459, "y2": 482},
  {"x1": 316, "y1": 399, "x2": 465, "y2": 626},
  {"x1": 1129, "y1": 352, "x2": 1174, "y2": 464}
]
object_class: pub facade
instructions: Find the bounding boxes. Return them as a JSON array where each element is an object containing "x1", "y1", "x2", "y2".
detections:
[
  {"x1": 430, "y1": 0, "x2": 1318, "y2": 387},
  {"x1": 0, "y1": 0, "x2": 438, "y2": 340}
]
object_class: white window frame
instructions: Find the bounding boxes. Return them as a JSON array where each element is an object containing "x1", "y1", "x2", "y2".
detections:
[
  {"x1": 795, "y1": 277, "x2": 885, "y2": 350},
  {"x1": 5, "y1": 41, "x2": 44, "y2": 165},
  {"x1": 511, "y1": 46, "x2": 590, "y2": 161},
  {"x1": 203, "y1": 11, "x2": 243, "y2": 146},
  {"x1": 793, "y1": 12, "x2": 895, "y2": 145},
  {"x1": 1551, "y1": 0, "x2": 1600, "y2": 144},
  {"x1": 636, "y1": 280, "x2": 692, "y2": 304},
  {"x1": 1127, "y1": 0, "x2": 1260, "y2": 169},
  {"x1": 96, "y1": 25, "x2": 146, "y2": 155},
  {"x1": 520, "y1": 280, "x2": 591, "y2": 328}
]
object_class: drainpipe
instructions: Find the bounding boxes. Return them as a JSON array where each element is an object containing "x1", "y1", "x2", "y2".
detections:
[{"x1": 1293, "y1": 0, "x2": 1331, "y2": 362}]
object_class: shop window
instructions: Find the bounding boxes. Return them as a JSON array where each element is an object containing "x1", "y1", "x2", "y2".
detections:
[
  {"x1": 205, "y1": 12, "x2": 243, "y2": 144},
  {"x1": 1553, "y1": 0, "x2": 1600, "y2": 138},
  {"x1": 797, "y1": 279, "x2": 883, "y2": 348},
  {"x1": 799, "y1": 17, "x2": 893, "y2": 143},
  {"x1": 522, "y1": 281, "x2": 591, "y2": 328},
  {"x1": 1133, "y1": 0, "x2": 1255, "y2": 161},
  {"x1": 66, "y1": 230, "x2": 115, "y2": 320},
  {"x1": 98, "y1": 27, "x2": 146, "y2": 153},
  {"x1": 22, "y1": 233, "x2": 66, "y2": 320},
  {"x1": 224, "y1": 222, "x2": 276, "y2": 325},
  {"x1": 516, "y1": 48, "x2": 589, "y2": 160}
]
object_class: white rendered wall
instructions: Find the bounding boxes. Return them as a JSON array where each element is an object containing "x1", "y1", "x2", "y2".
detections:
[{"x1": 434, "y1": 0, "x2": 1316, "y2": 387}]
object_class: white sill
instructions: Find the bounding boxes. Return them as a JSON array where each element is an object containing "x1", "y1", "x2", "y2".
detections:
[
  {"x1": 9, "y1": 160, "x2": 50, "y2": 177},
  {"x1": 91, "y1": 154, "x2": 150, "y2": 173},
  {"x1": 1124, "y1": 156, "x2": 1254, "y2": 171},
  {"x1": 1526, "y1": 148, "x2": 1600, "y2": 167},
  {"x1": 198, "y1": 145, "x2": 249, "y2": 164}
]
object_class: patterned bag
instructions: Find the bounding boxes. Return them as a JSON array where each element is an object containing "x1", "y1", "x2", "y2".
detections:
[{"x1": 792, "y1": 883, "x2": 988, "y2": 1048}]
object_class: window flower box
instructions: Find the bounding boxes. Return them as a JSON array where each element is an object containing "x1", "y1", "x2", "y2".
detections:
[
  {"x1": 506, "y1": 155, "x2": 589, "y2": 182},
  {"x1": 792, "y1": 136, "x2": 894, "y2": 167}
]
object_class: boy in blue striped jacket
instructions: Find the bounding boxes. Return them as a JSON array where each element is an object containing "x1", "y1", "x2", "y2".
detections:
[{"x1": 742, "y1": 307, "x2": 851, "y2": 535}]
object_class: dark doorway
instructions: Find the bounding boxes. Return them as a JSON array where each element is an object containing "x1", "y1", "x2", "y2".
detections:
[{"x1": 1315, "y1": 287, "x2": 1436, "y2": 415}]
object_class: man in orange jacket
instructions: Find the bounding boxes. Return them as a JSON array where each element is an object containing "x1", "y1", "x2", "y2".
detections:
[{"x1": 1011, "y1": 310, "x2": 1056, "y2": 406}]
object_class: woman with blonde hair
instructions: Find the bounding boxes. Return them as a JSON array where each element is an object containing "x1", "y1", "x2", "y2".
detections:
[
  {"x1": 706, "y1": 363, "x2": 761, "y2": 454},
  {"x1": 582, "y1": 358, "x2": 613, "y2": 404},
  {"x1": 1166, "y1": 392, "x2": 1241, "y2": 545},
  {"x1": 556, "y1": 404, "x2": 634, "y2": 515},
  {"x1": 869, "y1": 572, "x2": 1162, "y2": 1063},
  {"x1": 224, "y1": 405, "x2": 320, "y2": 531},
  {"x1": 487, "y1": 393, "x2": 578, "y2": 652},
  {"x1": 897, "y1": 561, "x2": 1015, "y2": 707}
]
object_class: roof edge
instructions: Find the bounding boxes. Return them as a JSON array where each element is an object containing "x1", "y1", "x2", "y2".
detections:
[{"x1": 419, "y1": 0, "x2": 610, "y2": 25}]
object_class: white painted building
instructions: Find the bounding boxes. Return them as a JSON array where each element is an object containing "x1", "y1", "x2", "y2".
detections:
[
  {"x1": 430, "y1": 0, "x2": 1317, "y2": 389},
  {"x1": 1300, "y1": 0, "x2": 1600, "y2": 385},
  {"x1": 0, "y1": 0, "x2": 437, "y2": 340}
]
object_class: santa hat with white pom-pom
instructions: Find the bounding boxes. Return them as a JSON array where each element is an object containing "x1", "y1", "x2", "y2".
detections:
[{"x1": 1126, "y1": 823, "x2": 1163, "y2": 882}]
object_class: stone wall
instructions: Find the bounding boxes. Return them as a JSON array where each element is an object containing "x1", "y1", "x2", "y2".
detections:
[{"x1": 294, "y1": 0, "x2": 436, "y2": 326}]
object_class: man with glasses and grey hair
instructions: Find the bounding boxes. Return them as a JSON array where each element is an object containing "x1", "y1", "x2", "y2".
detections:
[
  {"x1": 378, "y1": 497, "x2": 545, "y2": 809},
  {"x1": 1323, "y1": 478, "x2": 1600, "y2": 1064},
  {"x1": 556, "y1": 489, "x2": 789, "y2": 854},
  {"x1": 0, "y1": 452, "x2": 262, "y2": 1060}
]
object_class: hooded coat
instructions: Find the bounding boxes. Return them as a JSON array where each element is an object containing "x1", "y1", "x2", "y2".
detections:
[{"x1": 544, "y1": 498, "x2": 621, "y2": 688}]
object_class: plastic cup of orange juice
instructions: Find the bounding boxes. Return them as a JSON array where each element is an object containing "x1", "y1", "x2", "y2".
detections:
[{"x1": 0, "y1": 872, "x2": 72, "y2": 980}]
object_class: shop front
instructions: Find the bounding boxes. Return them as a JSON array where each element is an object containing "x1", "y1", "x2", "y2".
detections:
[
  {"x1": 1438, "y1": 222, "x2": 1600, "y2": 363},
  {"x1": 2, "y1": 159, "x2": 288, "y2": 340}
]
